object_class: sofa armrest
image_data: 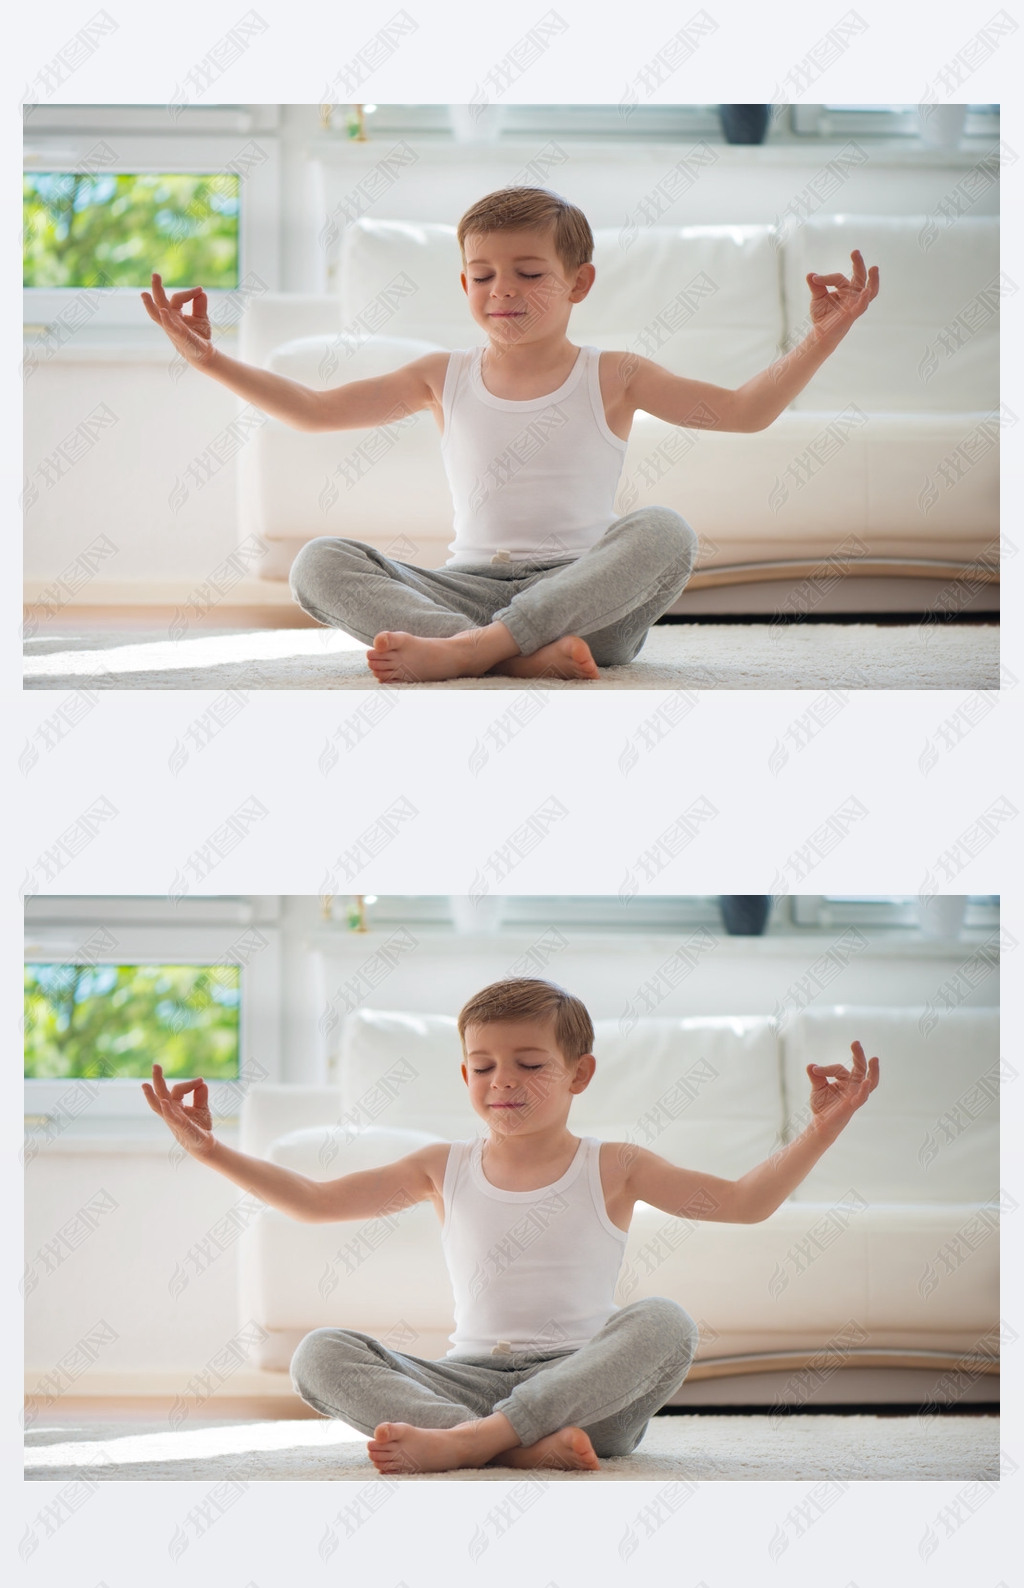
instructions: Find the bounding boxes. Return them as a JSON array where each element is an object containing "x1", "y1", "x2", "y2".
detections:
[
  {"x1": 238, "y1": 293, "x2": 340, "y2": 366},
  {"x1": 239, "y1": 1085, "x2": 343, "y2": 1157}
]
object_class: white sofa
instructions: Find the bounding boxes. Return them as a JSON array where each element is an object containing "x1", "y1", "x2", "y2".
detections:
[
  {"x1": 238, "y1": 214, "x2": 1000, "y2": 615},
  {"x1": 238, "y1": 1004, "x2": 999, "y2": 1406}
]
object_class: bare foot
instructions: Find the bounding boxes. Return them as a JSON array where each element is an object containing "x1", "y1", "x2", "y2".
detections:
[
  {"x1": 494, "y1": 1426, "x2": 601, "y2": 1472},
  {"x1": 366, "y1": 631, "x2": 503, "y2": 684},
  {"x1": 490, "y1": 636, "x2": 600, "y2": 681},
  {"x1": 367, "y1": 1421, "x2": 497, "y2": 1474}
]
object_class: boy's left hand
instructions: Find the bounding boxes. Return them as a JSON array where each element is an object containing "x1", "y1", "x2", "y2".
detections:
[
  {"x1": 806, "y1": 249, "x2": 880, "y2": 344},
  {"x1": 807, "y1": 1040, "x2": 880, "y2": 1137}
]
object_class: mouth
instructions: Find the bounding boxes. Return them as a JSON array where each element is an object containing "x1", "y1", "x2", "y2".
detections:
[
  {"x1": 490, "y1": 1101, "x2": 525, "y2": 1109},
  {"x1": 489, "y1": 311, "x2": 524, "y2": 318}
]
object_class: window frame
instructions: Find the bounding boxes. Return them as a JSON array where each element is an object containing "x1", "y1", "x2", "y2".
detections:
[
  {"x1": 23, "y1": 915, "x2": 282, "y2": 1123},
  {"x1": 790, "y1": 895, "x2": 999, "y2": 929},
  {"x1": 23, "y1": 127, "x2": 280, "y2": 330},
  {"x1": 790, "y1": 104, "x2": 999, "y2": 138}
]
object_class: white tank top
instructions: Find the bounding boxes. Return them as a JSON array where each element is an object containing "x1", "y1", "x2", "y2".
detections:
[
  {"x1": 439, "y1": 345, "x2": 628, "y2": 566},
  {"x1": 440, "y1": 1135, "x2": 628, "y2": 1357}
]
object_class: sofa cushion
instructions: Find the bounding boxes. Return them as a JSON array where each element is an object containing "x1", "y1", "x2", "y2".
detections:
[
  {"x1": 577, "y1": 1016, "x2": 782, "y2": 1176},
  {"x1": 340, "y1": 220, "x2": 486, "y2": 350},
  {"x1": 780, "y1": 215, "x2": 999, "y2": 413},
  {"x1": 574, "y1": 225, "x2": 783, "y2": 386},
  {"x1": 619, "y1": 1199, "x2": 998, "y2": 1344},
  {"x1": 781, "y1": 1006, "x2": 999, "y2": 1203}
]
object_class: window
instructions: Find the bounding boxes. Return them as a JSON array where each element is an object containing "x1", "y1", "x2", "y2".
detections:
[
  {"x1": 23, "y1": 898, "x2": 281, "y2": 1125},
  {"x1": 23, "y1": 172, "x2": 240, "y2": 291},
  {"x1": 24, "y1": 963, "x2": 241, "y2": 1080},
  {"x1": 22, "y1": 109, "x2": 280, "y2": 330}
]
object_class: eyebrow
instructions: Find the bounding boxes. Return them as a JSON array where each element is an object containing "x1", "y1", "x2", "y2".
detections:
[{"x1": 466, "y1": 255, "x2": 548, "y2": 266}]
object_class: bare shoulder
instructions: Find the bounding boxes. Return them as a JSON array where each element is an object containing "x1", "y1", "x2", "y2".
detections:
[
  {"x1": 405, "y1": 350, "x2": 452, "y2": 406},
  {"x1": 597, "y1": 349, "x2": 639, "y2": 396},
  {"x1": 411, "y1": 1139, "x2": 454, "y2": 1195},
  {"x1": 598, "y1": 1138, "x2": 635, "y2": 1195}
]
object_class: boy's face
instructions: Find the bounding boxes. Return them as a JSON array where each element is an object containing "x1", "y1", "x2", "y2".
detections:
[
  {"x1": 460, "y1": 227, "x2": 595, "y2": 346},
  {"x1": 461, "y1": 1015, "x2": 593, "y2": 1136}
]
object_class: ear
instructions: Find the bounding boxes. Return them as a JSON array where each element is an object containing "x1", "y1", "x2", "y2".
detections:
[
  {"x1": 460, "y1": 271, "x2": 468, "y2": 297},
  {"x1": 569, "y1": 1053, "x2": 597, "y2": 1093},
  {"x1": 569, "y1": 262, "x2": 596, "y2": 303},
  {"x1": 460, "y1": 1061, "x2": 469, "y2": 1086}
]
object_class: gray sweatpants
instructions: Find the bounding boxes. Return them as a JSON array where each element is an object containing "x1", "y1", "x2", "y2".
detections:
[
  {"x1": 288, "y1": 506, "x2": 698, "y2": 667},
  {"x1": 290, "y1": 1296, "x2": 699, "y2": 1459}
]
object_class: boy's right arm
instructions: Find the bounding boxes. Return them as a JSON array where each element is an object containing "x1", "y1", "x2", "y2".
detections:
[
  {"x1": 141, "y1": 271, "x2": 441, "y2": 433},
  {"x1": 143, "y1": 1064, "x2": 441, "y2": 1224}
]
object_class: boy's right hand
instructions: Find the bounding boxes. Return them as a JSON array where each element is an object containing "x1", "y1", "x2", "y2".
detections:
[
  {"x1": 142, "y1": 1063, "x2": 216, "y2": 1157},
  {"x1": 140, "y1": 273, "x2": 214, "y2": 366}
]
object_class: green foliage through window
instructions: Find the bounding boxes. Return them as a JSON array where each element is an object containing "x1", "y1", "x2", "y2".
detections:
[
  {"x1": 23, "y1": 173, "x2": 239, "y2": 290},
  {"x1": 24, "y1": 963, "x2": 241, "y2": 1079}
]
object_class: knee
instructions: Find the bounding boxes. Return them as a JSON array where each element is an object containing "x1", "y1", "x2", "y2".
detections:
[
  {"x1": 288, "y1": 536, "x2": 334, "y2": 605},
  {"x1": 628, "y1": 1296, "x2": 700, "y2": 1371},
  {"x1": 289, "y1": 1327, "x2": 340, "y2": 1400},
  {"x1": 639, "y1": 506, "x2": 699, "y2": 585}
]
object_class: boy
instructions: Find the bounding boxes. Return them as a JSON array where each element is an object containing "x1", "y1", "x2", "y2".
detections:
[
  {"x1": 143, "y1": 976, "x2": 880, "y2": 1474},
  {"x1": 142, "y1": 187, "x2": 879, "y2": 683}
]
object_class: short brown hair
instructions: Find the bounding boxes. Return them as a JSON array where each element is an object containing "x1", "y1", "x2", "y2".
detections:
[
  {"x1": 457, "y1": 187, "x2": 594, "y2": 277},
  {"x1": 457, "y1": 978, "x2": 595, "y2": 1066}
]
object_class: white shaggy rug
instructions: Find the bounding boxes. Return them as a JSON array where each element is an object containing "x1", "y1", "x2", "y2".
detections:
[
  {"x1": 23, "y1": 621, "x2": 998, "y2": 690},
  {"x1": 24, "y1": 1413, "x2": 998, "y2": 1481}
]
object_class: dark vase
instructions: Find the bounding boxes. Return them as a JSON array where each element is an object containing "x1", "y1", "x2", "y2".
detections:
[
  {"x1": 719, "y1": 895, "x2": 772, "y2": 935},
  {"x1": 718, "y1": 105, "x2": 770, "y2": 145}
]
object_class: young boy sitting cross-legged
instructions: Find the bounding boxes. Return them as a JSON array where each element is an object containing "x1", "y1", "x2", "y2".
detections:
[
  {"x1": 142, "y1": 187, "x2": 879, "y2": 684},
  {"x1": 143, "y1": 978, "x2": 879, "y2": 1474}
]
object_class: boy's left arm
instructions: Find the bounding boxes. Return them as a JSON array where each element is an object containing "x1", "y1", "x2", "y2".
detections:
[
  {"x1": 735, "y1": 249, "x2": 880, "y2": 431},
  {"x1": 625, "y1": 1040, "x2": 879, "y2": 1223},
  {"x1": 729, "y1": 1039, "x2": 880, "y2": 1221},
  {"x1": 624, "y1": 250, "x2": 879, "y2": 434}
]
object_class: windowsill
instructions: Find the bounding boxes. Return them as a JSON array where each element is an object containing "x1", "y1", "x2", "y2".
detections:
[
  {"x1": 22, "y1": 325, "x2": 240, "y2": 364},
  {"x1": 23, "y1": 1118, "x2": 241, "y2": 1155},
  {"x1": 307, "y1": 927, "x2": 995, "y2": 956},
  {"x1": 310, "y1": 136, "x2": 995, "y2": 168}
]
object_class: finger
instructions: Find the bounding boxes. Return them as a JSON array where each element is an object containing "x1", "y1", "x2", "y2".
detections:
[
  {"x1": 151, "y1": 1063, "x2": 171, "y2": 1101},
  {"x1": 849, "y1": 250, "x2": 866, "y2": 288},
  {"x1": 169, "y1": 1078, "x2": 204, "y2": 1101},
  {"x1": 168, "y1": 288, "x2": 203, "y2": 310},
  {"x1": 151, "y1": 273, "x2": 169, "y2": 309},
  {"x1": 807, "y1": 1064, "x2": 831, "y2": 1090},
  {"x1": 810, "y1": 273, "x2": 849, "y2": 287},
  {"x1": 850, "y1": 1041, "x2": 867, "y2": 1075},
  {"x1": 141, "y1": 1082, "x2": 163, "y2": 1116},
  {"x1": 810, "y1": 1064, "x2": 850, "y2": 1080}
]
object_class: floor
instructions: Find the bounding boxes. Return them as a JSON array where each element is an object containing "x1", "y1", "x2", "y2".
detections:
[{"x1": 22, "y1": 610, "x2": 1000, "y2": 690}]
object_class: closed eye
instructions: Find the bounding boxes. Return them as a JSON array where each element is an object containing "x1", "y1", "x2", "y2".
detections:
[
  {"x1": 471, "y1": 273, "x2": 543, "y2": 282},
  {"x1": 471, "y1": 1064, "x2": 545, "y2": 1072}
]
